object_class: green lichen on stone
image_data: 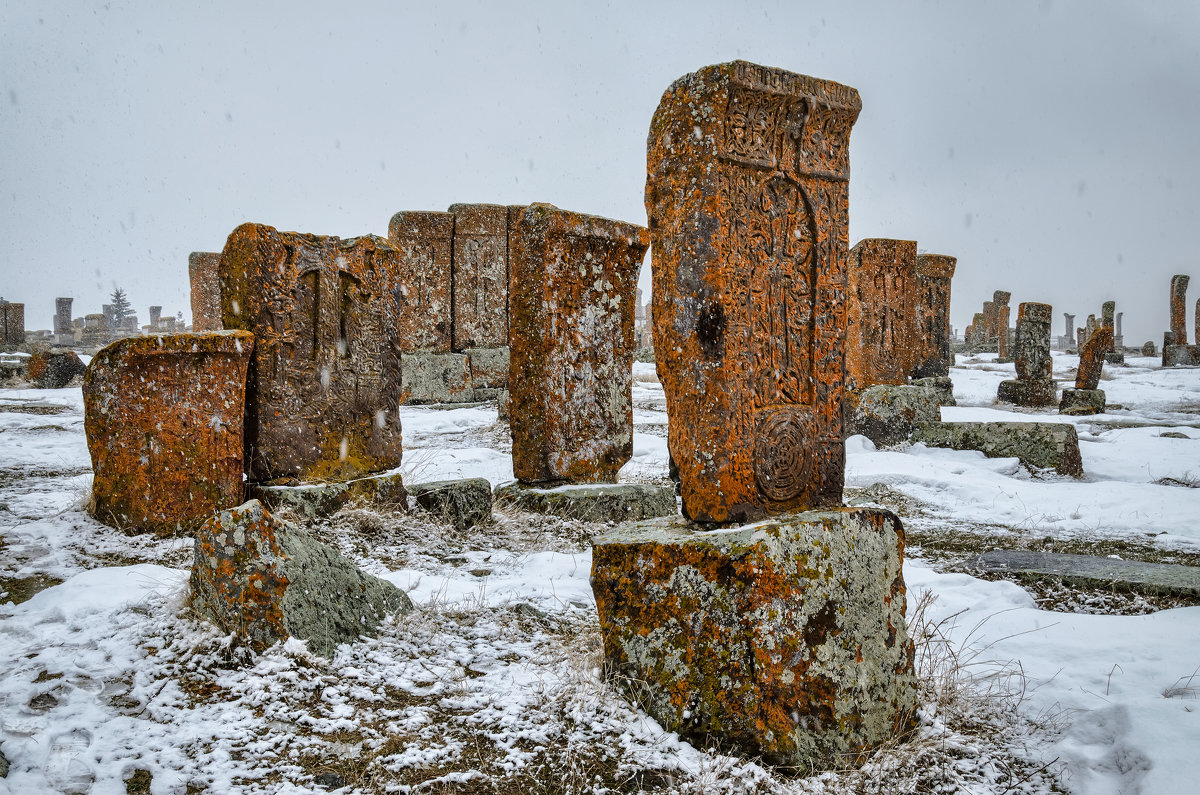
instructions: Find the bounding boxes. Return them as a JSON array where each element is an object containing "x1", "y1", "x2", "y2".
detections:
[{"x1": 911, "y1": 420, "x2": 1084, "y2": 477}]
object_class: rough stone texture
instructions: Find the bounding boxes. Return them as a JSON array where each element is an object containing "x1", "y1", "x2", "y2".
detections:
[
  {"x1": 1059, "y1": 388, "x2": 1106, "y2": 416},
  {"x1": 1169, "y1": 274, "x2": 1189, "y2": 345},
  {"x1": 847, "y1": 384, "x2": 941, "y2": 447},
  {"x1": 845, "y1": 238, "x2": 919, "y2": 390},
  {"x1": 997, "y1": 378, "x2": 1058, "y2": 407},
  {"x1": 218, "y1": 223, "x2": 405, "y2": 483},
  {"x1": 1195, "y1": 298, "x2": 1199, "y2": 347},
  {"x1": 910, "y1": 376, "x2": 956, "y2": 407},
  {"x1": 1163, "y1": 344, "x2": 1200, "y2": 367},
  {"x1": 190, "y1": 500, "x2": 413, "y2": 657},
  {"x1": 591, "y1": 508, "x2": 916, "y2": 769},
  {"x1": 1062, "y1": 313, "x2": 1076, "y2": 346},
  {"x1": 911, "y1": 421, "x2": 1083, "y2": 477},
  {"x1": 466, "y1": 346, "x2": 509, "y2": 389},
  {"x1": 495, "y1": 482, "x2": 676, "y2": 523},
  {"x1": 401, "y1": 352, "x2": 472, "y2": 404},
  {"x1": 408, "y1": 478, "x2": 493, "y2": 531},
  {"x1": 450, "y1": 203, "x2": 510, "y2": 350},
  {"x1": 1076, "y1": 326, "x2": 1113, "y2": 390},
  {"x1": 83, "y1": 331, "x2": 254, "y2": 535},
  {"x1": 189, "y1": 252, "x2": 223, "y2": 332},
  {"x1": 250, "y1": 471, "x2": 407, "y2": 521},
  {"x1": 912, "y1": 254, "x2": 956, "y2": 378},
  {"x1": 1141, "y1": 341, "x2": 1156, "y2": 356},
  {"x1": 969, "y1": 550, "x2": 1200, "y2": 599},
  {"x1": 1012, "y1": 302, "x2": 1052, "y2": 381},
  {"x1": 54, "y1": 297, "x2": 73, "y2": 335},
  {"x1": 27, "y1": 348, "x2": 86, "y2": 388},
  {"x1": 0, "y1": 300, "x2": 25, "y2": 344},
  {"x1": 388, "y1": 211, "x2": 454, "y2": 353},
  {"x1": 989, "y1": 291, "x2": 1012, "y2": 360},
  {"x1": 647, "y1": 61, "x2": 860, "y2": 523},
  {"x1": 508, "y1": 203, "x2": 649, "y2": 483}
]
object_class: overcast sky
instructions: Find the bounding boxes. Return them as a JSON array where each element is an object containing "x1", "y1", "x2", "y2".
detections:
[{"x1": 3, "y1": 0, "x2": 1198, "y2": 346}]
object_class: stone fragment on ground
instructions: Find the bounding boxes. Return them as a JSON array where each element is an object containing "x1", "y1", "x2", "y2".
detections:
[
  {"x1": 495, "y1": 482, "x2": 675, "y2": 523},
  {"x1": 249, "y1": 471, "x2": 407, "y2": 520},
  {"x1": 1059, "y1": 387, "x2": 1106, "y2": 416},
  {"x1": 848, "y1": 384, "x2": 941, "y2": 447},
  {"x1": 911, "y1": 420, "x2": 1084, "y2": 476},
  {"x1": 407, "y1": 478, "x2": 493, "y2": 531},
  {"x1": 969, "y1": 550, "x2": 1200, "y2": 598},
  {"x1": 591, "y1": 508, "x2": 917, "y2": 770},
  {"x1": 191, "y1": 500, "x2": 412, "y2": 657},
  {"x1": 1163, "y1": 344, "x2": 1200, "y2": 367},
  {"x1": 26, "y1": 348, "x2": 85, "y2": 388}
]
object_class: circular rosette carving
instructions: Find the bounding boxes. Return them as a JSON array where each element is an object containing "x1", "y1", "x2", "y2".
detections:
[{"x1": 753, "y1": 410, "x2": 815, "y2": 502}]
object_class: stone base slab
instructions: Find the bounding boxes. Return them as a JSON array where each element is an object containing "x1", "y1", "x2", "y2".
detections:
[
  {"x1": 250, "y1": 470, "x2": 407, "y2": 520},
  {"x1": 847, "y1": 384, "x2": 941, "y2": 447},
  {"x1": 401, "y1": 352, "x2": 472, "y2": 404},
  {"x1": 969, "y1": 549, "x2": 1200, "y2": 598},
  {"x1": 1059, "y1": 388, "x2": 1106, "y2": 416},
  {"x1": 910, "y1": 376, "x2": 956, "y2": 407},
  {"x1": 1163, "y1": 344, "x2": 1200, "y2": 367},
  {"x1": 408, "y1": 478, "x2": 493, "y2": 531},
  {"x1": 591, "y1": 508, "x2": 916, "y2": 770},
  {"x1": 495, "y1": 482, "x2": 675, "y2": 523},
  {"x1": 911, "y1": 421, "x2": 1083, "y2": 477},
  {"x1": 997, "y1": 378, "x2": 1057, "y2": 407}
]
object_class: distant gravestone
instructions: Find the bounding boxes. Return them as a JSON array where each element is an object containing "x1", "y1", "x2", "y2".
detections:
[
  {"x1": 846, "y1": 238, "x2": 919, "y2": 390},
  {"x1": 0, "y1": 300, "x2": 24, "y2": 344},
  {"x1": 992, "y1": 291, "x2": 1012, "y2": 360},
  {"x1": 1170, "y1": 274, "x2": 1189, "y2": 344},
  {"x1": 998, "y1": 302, "x2": 1055, "y2": 406},
  {"x1": 449, "y1": 204, "x2": 510, "y2": 350},
  {"x1": 1062, "y1": 312, "x2": 1076, "y2": 347},
  {"x1": 912, "y1": 253, "x2": 957, "y2": 377},
  {"x1": 54, "y1": 297, "x2": 73, "y2": 337},
  {"x1": 188, "y1": 252, "x2": 223, "y2": 332},
  {"x1": 1060, "y1": 326, "x2": 1112, "y2": 415},
  {"x1": 1142, "y1": 340, "x2": 1156, "y2": 356},
  {"x1": 218, "y1": 223, "x2": 405, "y2": 483},
  {"x1": 388, "y1": 211, "x2": 454, "y2": 354}
]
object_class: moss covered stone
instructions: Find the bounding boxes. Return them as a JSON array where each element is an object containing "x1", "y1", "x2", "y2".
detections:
[
  {"x1": 495, "y1": 482, "x2": 675, "y2": 523},
  {"x1": 911, "y1": 420, "x2": 1084, "y2": 476}
]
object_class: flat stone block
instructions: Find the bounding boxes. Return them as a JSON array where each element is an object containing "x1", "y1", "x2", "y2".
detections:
[
  {"x1": 401, "y1": 352, "x2": 472, "y2": 404},
  {"x1": 997, "y1": 378, "x2": 1057, "y2": 407},
  {"x1": 911, "y1": 421, "x2": 1083, "y2": 477},
  {"x1": 1059, "y1": 388, "x2": 1106, "y2": 416},
  {"x1": 250, "y1": 470, "x2": 407, "y2": 520},
  {"x1": 910, "y1": 376, "x2": 956, "y2": 407},
  {"x1": 408, "y1": 478, "x2": 493, "y2": 531},
  {"x1": 969, "y1": 550, "x2": 1200, "y2": 598},
  {"x1": 848, "y1": 384, "x2": 941, "y2": 447},
  {"x1": 1104, "y1": 352, "x2": 1125, "y2": 365},
  {"x1": 591, "y1": 508, "x2": 916, "y2": 770},
  {"x1": 466, "y1": 346, "x2": 510, "y2": 389},
  {"x1": 495, "y1": 482, "x2": 675, "y2": 523},
  {"x1": 28, "y1": 348, "x2": 86, "y2": 388}
]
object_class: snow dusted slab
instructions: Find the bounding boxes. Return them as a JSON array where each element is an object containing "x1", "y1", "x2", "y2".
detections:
[
  {"x1": 970, "y1": 550, "x2": 1200, "y2": 598},
  {"x1": 249, "y1": 469, "x2": 407, "y2": 520},
  {"x1": 495, "y1": 481, "x2": 675, "y2": 523},
  {"x1": 911, "y1": 420, "x2": 1084, "y2": 476}
]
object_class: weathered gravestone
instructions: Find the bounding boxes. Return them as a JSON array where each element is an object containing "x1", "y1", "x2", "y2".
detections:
[
  {"x1": 913, "y1": 253, "x2": 957, "y2": 378},
  {"x1": 846, "y1": 238, "x2": 919, "y2": 390},
  {"x1": 1062, "y1": 313, "x2": 1076, "y2": 348},
  {"x1": 595, "y1": 61, "x2": 916, "y2": 772},
  {"x1": 992, "y1": 291, "x2": 1012, "y2": 361},
  {"x1": 388, "y1": 211, "x2": 453, "y2": 354},
  {"x1": 218, "y1": 223, "x2": 404, "y2": 483},
  {"x1": 1142, "y1": 340, "x2": 1156, "y2": 357},
  {"x1": 1101, "y1": 300, "x2": 1124, "y2": 364},
  {"x1": 27, "y1": 347, "x2": 86, "y2": 388},
  {"x1": 1170, "y1": 274, "x2": 1189, "y2": 345},
  {"x1": 998, "y1": 302, "x2": 1056, "y2": 406},
  {"x1": 84, "y1": 331, "x2": 254, "y2": 534},
  {"x1": 1060, "y1": 326, "x2": 1111, "y2": 415},
  {"x1": 54, "y1": 297, "x2": 73, "y2": 338},
  {"x1": 0, "y1": 300, "x2": 24, "y2": 345},
  {"x1": 189, "y1": 252, "x2": 223, "y2": 332},
  {"x1": 450, "y1": 203, "x2": 510, "y2": 350}
]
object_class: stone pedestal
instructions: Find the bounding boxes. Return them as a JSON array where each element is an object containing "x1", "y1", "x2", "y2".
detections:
[
  {"x1": 250, "y1": 470, "x2": 407, "y2": 520},
  {"x1": 846, "y1": 384, "x2": 941, "y2": 447},
  {"x1": 912, "y1": 421, "x2": 1083, "y2": 477},
  {"x1": 591, "y1": 508, "x2": 916, "y2": 770},
  {"x1": 997, "y1": 378, "x2": 1057, "y2": 407},
  {"x1": 401, "y1": 352, "x2": 472, "y2": 404},
  {"x1": 1059, "y1": 388, "x2": 1106, "y2": 416},
  {"x1": 495, "y1": 482, "x2": 675, "y2": 523}
]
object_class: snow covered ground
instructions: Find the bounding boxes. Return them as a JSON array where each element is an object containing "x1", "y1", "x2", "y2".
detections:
[{"x1": 1, "y1": 353, "x2": 1198, "y2": 793}]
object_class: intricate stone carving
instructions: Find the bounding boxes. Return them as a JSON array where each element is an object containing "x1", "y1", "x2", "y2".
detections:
[
  {"x1": 450, "y1": 204, "x2": 510, "y2": 350},
  {"x1": 913, "y1": 253, "x2": 956, "y2": 378},
  {"x1": 1170, "y1": 274, "x2": 1189, "y2": 345},
  {"x1": 845, "y1": 239, "x2": 918, "y2": 389},
  {"x1": 388, "y1": 211, "x2": 454, "y2": 353}
]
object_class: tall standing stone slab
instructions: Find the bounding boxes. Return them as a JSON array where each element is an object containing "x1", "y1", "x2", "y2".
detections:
[
  {"x1": 1062, "y1": 313, "x2": 1076, "y2": 348},
  {"x1": 54, "y1": 297, "x2": 73, "y2": 336},
  {"x1": 1170, "y1": 274, "x2": 1189, "y2": 345},
  {"x1": 1060, "y1": 326, "x2": 1111, "y2": 415},
  {"x1": 0, "y1": 300, "x2": 24, "y2": 344},
  {"x1": 388, "y1": 211, "x2": 454, "y2": 354},
  {"x1": 845, "y1": 238, "x2": 918, "y2": 390},
  {"x1": 83, "y1": 331, "x2": 254, "y2": 535},
  {"x1": 992, "y1": 291, "x2": 1012, "y2": 360},
  {"x1": 913, "y1": 253, "x2": 956, "y2": 378},
  {"x1": 218, "y1": 223, "x2": 405, "y2": 483},
  {"x1": 647, "y1": 61, "x2": 860, "y2": 523},
  {"x1": 189, "y1": 252, "x2": 223, "y2": 332},
  {"x1": 450, "y1": 203, "x2": 509, "y2": 350},
  {"x1": 998, "y1": 302, "x2": 1055, "y2": 406},
  {"x1": 508, "y1": 203, "x2": 649, "y2": 483}
]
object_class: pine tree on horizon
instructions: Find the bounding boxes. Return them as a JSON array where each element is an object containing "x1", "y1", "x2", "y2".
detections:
[{"x1": 109, "y1": 287, "x2": 132, "y2": 327}]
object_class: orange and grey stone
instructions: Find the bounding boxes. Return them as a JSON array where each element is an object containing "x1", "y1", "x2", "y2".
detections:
[
  {"x1": 190, "y1": 499, "x2": 412, "y2": 657},
  {"x1": 992, "y1": 291, "x2": 1012, "y2": 359},
  {"x1": 218, "y1": 223, "x2": 404, "y2": 483},
  {"x1": 450, "y1": 203, "x2": 510, "y2": 350},
  {"x1": 466, "y1": 346, "x2": 509, "y2": 389},
  {"x1": 508, "y1": 203, "x2": 649, "y2": 483},
  {"x1": 1076, "y1": 327, "x2": 1112, "y2": 391},
  {"x1": 647, "y1": 61, "x2": 860, "y2": 523},
  {"x1": 27, "y1": 348, "x2": 86, "y2": 388},
  {"x1": 912, "y1": 254, "x2": 957, "y2": 378},
  {"x1": 592, "y1": 508, "x2": 917, "y2": 769},
  {"x1": 912, "y1": 420, "x2": 1083, "y2": 476},
  {"x1": 189, "y1": 252, "x2": 223, "y2": 332},
  {"x1": 83, "y1": 331, "x2": 253, "y2": 535},
  {"x1": 845, "y1": 239, "x2": 919, "y2": 390},
  {"x1": 1170, "y1": 274, "x2": 1189, "y2": 345},
  {"x1": 998, "y1": 302, "x2": 1056, "y2": 406},
  {"x1": 0, "y1": 300, "x2": 24, "y2": 344},
  {"x1": 388, "y1": 211, "x2": 454, "y2": 353}
]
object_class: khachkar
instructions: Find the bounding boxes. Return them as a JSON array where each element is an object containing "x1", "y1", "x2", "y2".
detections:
[
  {"x1": 1061, "y1": 313, "x2": 1076, "y2": 349},
  {"x1": 1101, "y1": 300, "x2": 1124, "y2": 364},
  {"x1": 1061, "y1": 326, "x2": 1112, "y2": 415},
  {"x1": 0, "y1": 299, "x2": 24, "y2": 344},
  {"x1": 83, "y1": 331, "x2": 254, "y2": 534},
  {"x1": 991, "y1": 290, "x2": 1012, "y2": 360},
  {"x1": 54, "y1": 297, "x2": 74, "y2": 341},
  {"x1": 594, "y1": 62, "x2": 916, "y2": 772},
  {"x1": 998, "y1": 302, "x2": 1056, "y2": 406},
  {"x1": 218, "y1": 223, "x2": 405, "y2": 483},
  {"x1": 189, "y1": 252, "x2": 222, "y2": 331},
  {"x1": 845, "y1": 238, "x2": 919, "y2": 390},
  {"x1": 388, "y1": 211, "x2": 454, "y2": 354},
  {"x1": 913, "y1": 253, "x2": 957, "y2": 377},
  {"x1": 1163, "y1": 274, "x2": 1200, "y2": 366}
]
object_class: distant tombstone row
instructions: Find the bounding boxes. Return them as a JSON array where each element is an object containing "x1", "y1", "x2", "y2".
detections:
[
  {"x1": 1163, "y1": 274, "x2": 1200, "y2": 366},
  {"x1": 965, "y1": 290, "x2": 1011, "y2": 356}
]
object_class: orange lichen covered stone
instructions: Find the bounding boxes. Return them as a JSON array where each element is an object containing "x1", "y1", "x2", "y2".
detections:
[
  {"x1": 450, "y1": 203, "x2": 510, "y2": 350},
  {"x1": 27, "y1": 348, "x2": 85, "y2": 388},
  {"x1": 1170, "y1": 274, "x2": 1189, "y2": 345},
  {"x1": 83, "y1": 331, "x2": 253, "y2": 535},
  {"x1": 1076, "y1": 326, "x2": 1113, "y2": 391},
  {"x1": 218, "y1": 223, "x2": 405, "y2": 483},
  {"x1": 188, "y1": 252, "x2": 223, "y2": 332},
  {"x1": 388, "y1": 211, "x2": 454, "y2": 354},
  {"x1": 912, "y1": 254, "x2": 957, "y2": 378},
  {"x1": 508, "y1": 203, "x2": 649, "y2": 483},
  {"x1": 646, "y1": 61, "x2": 860, "y2": 522},
  {"x1": 845, "y1": 239, "x2": 919, "y2": 390},
  {"x1": 592, "y1": 508, "x2": 917, "y2": 769}
]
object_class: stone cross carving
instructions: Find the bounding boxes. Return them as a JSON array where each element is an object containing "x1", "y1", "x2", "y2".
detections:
[
  {"x1": 845, "y1": 239, "x2": 918, "y2": 390},
  {"x1": 913, "y1": 254, "x2": 956, "y2": 378},
  {"x1": 1014, "y1": 303, "x2": 1053, "y2": 381},
  {"x1": 389, "y1": 211, "x2": 454, "y2": 354},
  {"x1": 450, "y1": 204, "x2": 510, "y2": 350}
]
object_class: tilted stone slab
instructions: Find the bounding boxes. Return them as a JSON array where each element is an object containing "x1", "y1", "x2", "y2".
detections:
[
  {"x1": 249, "y1": 470, "x2": 407, "y2": 520},
  {"x1": 969, "y1": 550, "x2": 1200, "y2": 598},
  {"x1": 495, "y1": 482, "x2": 675, "y2": 523},
  {"x1": 647, "y1": 61, "x2": 861, "y2": 522},
  {"x1": 84, "y1": 331, "x2": 254, "y2": 535},
  {"x1": 911, "y1": 421, "x2": 1083, "y2": 476},
  {"x1": 1076, "y1": 326, "x2": 1113, "y2": 390},
  {"x1": 591, "y1": 508, "x2": 917, "y2": 770},
  {"x1": 388, "y1": 211, "x2": 454, "y2": 354},
  {"x1": 191, "y1": 500, "x2": 412, "y2": 657},
  {"x1": 508, "y1": 203, "x2": 648, "y2": 483},
  {"x1": 845, "y1": 238, "x2": 919, "y2": 390},
  {"x1": 219, "y1": 223, "x2": 405, "y2": 483}
]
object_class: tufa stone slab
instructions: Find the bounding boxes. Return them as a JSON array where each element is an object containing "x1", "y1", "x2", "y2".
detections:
[
  {"x1": 84, "y1": 331, "x2": 254, "y2": 535},
  {"x1": 1076, "y1": 326, "x2": 1113, "y2": 390},
  {"x1": 495, "y1": 482, "x2": 676, "y2": 524},
  {"x1": 188, "y1": 252, "x2": 223, "y2": 332},
  {"x1": 909, "y1": 376, "x2": 956, "y2": 407},
  {"x1": 847, "y1": 384, "x2": 941, "y2": 447},
  {"x1": 450, "y1": 203, "x2": 510, "y2": 350},
  {"x1": 249, "y1": 470, "x2": 407, "y2": 520},
  {"x1": 407, "y1": 478, "x2": 493, "y2": 531},
  {"x1": 401, "y1": 352, "x2": 472, "y2": 404},
  {"x1": 591, "y1": 508, "x2": 917, "y2": 770},
  {"x1": 191, "y1": 500, "x2": 412, "y2": 657},
  {"x1": 911, "y1": 421, "x2": 1083, "y2": 477},
  {"x1": 969, "y1": 550, "x2": 1200, "y2": 599},
  {"x1": 27, "y1": 348, "x2": 85, "y2": 388},
  {"x1": 845, "y1": 238, "x2": 920, "y2": 390},
  {"x1": 388, "y1": 211, "x2": 454, "y2": 354},
  {"x1": 912, "y1": 254, "x2": 957, "y2": 378},
  {"x1": 1169, "y1": 274, "x2": 1189, "y2": 345},
  {"x1": 1058, "y1": 388, "x2": 1106, "y2": 416}
]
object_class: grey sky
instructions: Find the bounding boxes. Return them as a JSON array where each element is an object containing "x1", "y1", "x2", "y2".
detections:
[{"x1": 3, "y1": 0, "x2": 1198, "y2": 346}]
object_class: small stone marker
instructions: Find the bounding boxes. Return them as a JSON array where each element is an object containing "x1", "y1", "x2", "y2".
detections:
[
  {"x1": 83, "y1": 331, "x2": 254, "y2": 534},
  {"x1": 969, "y1": 550, "x2": 1200, "y2": 599},
  {"x1": 846, "y1": 238, "x2": 919, "y2": 390},
  {"x1": 218, "y1": 223, "x2": 405, "y2": 483},
  {"x1": 998, "y1": 301, "x2": 1056, "y2": 406},
  {"x1": 912, "y1": 420, "x2": 1083, "y2": 476},
  {"x1": 250, "y1": 470, "x2": 407, "y2": 520},
  {"x1": 508, "y1": 203, "x2": 649, "y2": 484},
  {"x1": 388, "y1": 211, "x2": 454, "y2": 354},
  {"x1": 1170, "y1": 274, "x2": 1189, "y2": 345},
  {"x1": 913, "y1": 253, "x2": 957, "y2": 377},
  {"x1": 188, "y1": 252, "x2": 223, "y2": 332},
  {"x1": 495, "y1": 481, "x2": 675, "y2": 523}
]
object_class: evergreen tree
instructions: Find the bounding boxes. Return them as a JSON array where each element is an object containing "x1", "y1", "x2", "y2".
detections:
[{"x1": 109, "y1": 287, "x2": 132, "y2": 326}]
